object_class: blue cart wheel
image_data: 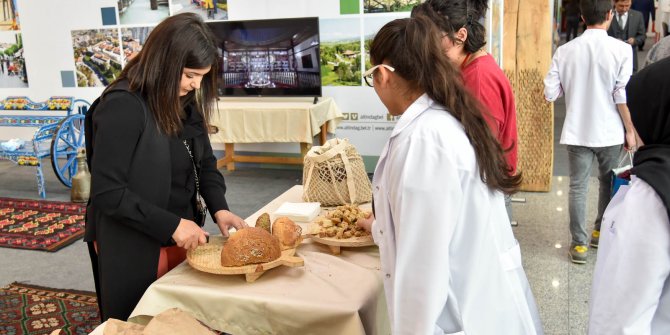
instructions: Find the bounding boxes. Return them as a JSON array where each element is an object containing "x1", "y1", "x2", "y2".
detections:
[{"x1": 50, "y1": 114, "x2": 85, "y2": 187}]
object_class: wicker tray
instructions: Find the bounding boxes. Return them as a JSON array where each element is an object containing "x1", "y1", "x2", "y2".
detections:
[
  {"x1": 307, "y1": 223, "x2": 375, "y2": 255},
  {"x1": 186, "y1": 235, "x2": 304, "y2": 282}
]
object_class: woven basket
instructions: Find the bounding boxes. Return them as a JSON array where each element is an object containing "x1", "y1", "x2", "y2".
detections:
[
  {"x1": 186, "y1": 235, "x2": 298, "y2": 276},
  {"x1": 302, "y1": 138, "x2": 372, "y2": 206}
]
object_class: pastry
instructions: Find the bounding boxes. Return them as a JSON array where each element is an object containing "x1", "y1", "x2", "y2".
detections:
[
  {"x1": 256, "y1": 212, "x2": 271, "y2": 233},
  {"x1": 272, "y1": 217, "x2": 303, "y2": 250}
]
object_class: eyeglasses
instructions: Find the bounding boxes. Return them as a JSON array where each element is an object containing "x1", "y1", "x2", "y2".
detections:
[{"x1": 363, "y1": 64, "x2": 395, "y2": 87}]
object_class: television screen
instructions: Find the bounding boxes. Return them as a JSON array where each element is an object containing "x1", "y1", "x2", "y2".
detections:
[{"x1": 208, "y1": 17, "x2": 322, "y2": 97}]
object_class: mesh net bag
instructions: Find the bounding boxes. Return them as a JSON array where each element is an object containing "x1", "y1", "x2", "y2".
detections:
[{"x1": 302, "y1": 138, "x2": 372, "y2": 206}]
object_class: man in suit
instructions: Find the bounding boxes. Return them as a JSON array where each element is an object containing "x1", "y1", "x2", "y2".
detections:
[{"x1": 608, "y1": 0, "x2": 646, "y2": 72}]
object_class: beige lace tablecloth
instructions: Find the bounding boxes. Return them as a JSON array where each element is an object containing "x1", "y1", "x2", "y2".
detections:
[
  {"x1": 208, "y1": 98, "x2": 343, "y2": 144},
  {"x1": 128, "y1": 185, "x2": 389, "y2": 335}
]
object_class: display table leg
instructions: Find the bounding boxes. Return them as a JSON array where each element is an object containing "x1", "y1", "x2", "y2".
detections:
[
  {"x1": 300, "y1": 143, "x2": 311, "y2": 158},
  {"x1": 320, "y1": 123, "x2": 328, "y2": 145},
  {"x1": 216, "y1": 143, "x2": 235, "y2": 171}
]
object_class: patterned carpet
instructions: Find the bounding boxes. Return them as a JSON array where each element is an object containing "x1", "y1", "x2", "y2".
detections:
[
  {"x1": 0, "y1": 282, "x2": 100, "y2": 335},
  {"x1": 0, "y1": 198, "x2": 86, "y2": 252}
]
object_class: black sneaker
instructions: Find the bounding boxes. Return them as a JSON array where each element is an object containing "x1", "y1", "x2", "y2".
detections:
[{"x1": 590, "y1": 230, "x2": 600, "y2": 248}]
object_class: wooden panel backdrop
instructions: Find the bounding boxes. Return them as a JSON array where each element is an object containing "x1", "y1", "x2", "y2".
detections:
[{"x1": 503, "y1": 0, "x2": 555, "y2": 191}]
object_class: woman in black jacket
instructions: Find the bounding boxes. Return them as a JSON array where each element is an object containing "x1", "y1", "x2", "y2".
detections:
[{"x1": 85, "y1": 13, "x2": 247, "y2": 321}]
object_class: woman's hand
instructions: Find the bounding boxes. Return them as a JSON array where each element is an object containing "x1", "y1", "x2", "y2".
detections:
[
  {"x1": 356, "y1": 212, "x2": 375, "y2": 233},
  {"x1": 172, "y1": 218, "x2": 209, "y2": 250},
  {"x1": 214, "y1": 210, "x2": 248, "y2": 237}
]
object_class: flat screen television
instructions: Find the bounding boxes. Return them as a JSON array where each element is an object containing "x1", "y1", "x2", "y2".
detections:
[{"x1": 207, "y1": 17, "x2": 322, "y2": 97}]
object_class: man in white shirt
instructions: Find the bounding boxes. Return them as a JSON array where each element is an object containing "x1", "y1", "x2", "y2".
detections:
[{"x1": 544, "y1": 0, "x2": 637, "y2": 264}]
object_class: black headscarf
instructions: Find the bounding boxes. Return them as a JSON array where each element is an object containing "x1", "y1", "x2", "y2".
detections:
[{"x1": 628, "y1": 57, "x2": 670, "y2": 222}]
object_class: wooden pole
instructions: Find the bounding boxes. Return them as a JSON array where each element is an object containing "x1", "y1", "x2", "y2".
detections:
[{"x1": 504, "y1": 0, "x2": 555, "y2": 192}]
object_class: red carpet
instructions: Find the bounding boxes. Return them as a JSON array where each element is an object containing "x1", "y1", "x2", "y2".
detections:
[
  {"x1": 0, "y1": 282, "x2": 100, "y2": 335},
  {"x1": 0, "y1": 197, "x2": 86, "y2": 252}
]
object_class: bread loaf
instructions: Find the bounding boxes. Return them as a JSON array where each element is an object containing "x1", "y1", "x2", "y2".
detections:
[
  {"x1": 272, "y1": 217, "x2": 303, "y2": 250},
  {"x1": 220, "y1": 227, "x2": 281, "y2": 267}
]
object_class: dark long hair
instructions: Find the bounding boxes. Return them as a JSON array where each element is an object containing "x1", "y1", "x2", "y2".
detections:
[
  {"x1": 411, "y1": 0, "x2": 488, "y2": 54},
  {"x1": 110, "y1": 13, "x2": 219, "y2": 136},
  {"x1": 370, "y1": 16, "x2": 521, "y2": 193}
]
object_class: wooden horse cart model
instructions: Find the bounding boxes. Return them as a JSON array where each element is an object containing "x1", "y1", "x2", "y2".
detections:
[{"x1": 0, "y1": 96, "x2": 91, "y2": 198}]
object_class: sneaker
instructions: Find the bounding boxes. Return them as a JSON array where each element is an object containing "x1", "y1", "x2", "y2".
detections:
[
  {"x1": 590, "y1": 230, "x2": 600, "y2": 248},
  {"x1": 570, "y1": 245, "x2": 588, "y2": 264}
]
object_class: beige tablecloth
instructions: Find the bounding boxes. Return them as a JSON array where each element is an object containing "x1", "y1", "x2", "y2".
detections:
[
  {"x1": 129, "y1": 185, "x2": 390, "y2": 335},
  {"x1": 209, "y1": 98, "x2": 343, "y2": 144}
]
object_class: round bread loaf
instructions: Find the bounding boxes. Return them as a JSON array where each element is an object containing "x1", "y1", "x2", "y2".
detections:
[
  {"x1": 272, "y1": 217, "x2": 303, "y2": 250},
  {"x1": 220, "y1": 227, "x2": 281, "y2": 267}
]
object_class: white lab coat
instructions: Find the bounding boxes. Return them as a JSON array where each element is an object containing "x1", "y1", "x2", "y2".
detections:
[
  {"x1": 589, "y1": 176, "x2": 670, "y2": 335},
  {"x1": 370, "y1": 94, "x2": 543, "y2": 335}
]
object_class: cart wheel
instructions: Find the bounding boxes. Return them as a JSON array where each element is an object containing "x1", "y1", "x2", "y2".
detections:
[
  {"x1": 51, "y1": 114, "x2": 85, "y2": 187},
  {"x1": 71, "y1": 99, "x2": 91, "y2": 115}
]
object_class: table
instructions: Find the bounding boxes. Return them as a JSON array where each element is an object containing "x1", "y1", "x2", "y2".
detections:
[
  {"x1": 209, "y1": 98, "x2": 343, "y2": 171},
  {"x1": 128, "y1": 185, "x2": 390, "y2": 335}
]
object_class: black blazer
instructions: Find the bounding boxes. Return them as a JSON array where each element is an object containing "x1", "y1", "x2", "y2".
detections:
[
  {"x1": 84, "y1": 84, "x2": 229, "y2": 321},
  {"x1": 607, "y1": 9, "x2": 646, "y2": 72}
]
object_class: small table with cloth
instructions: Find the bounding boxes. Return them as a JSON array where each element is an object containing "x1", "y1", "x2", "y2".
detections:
[{"x1": 209, "y1": 98, "x2": 343, "y2": 171}]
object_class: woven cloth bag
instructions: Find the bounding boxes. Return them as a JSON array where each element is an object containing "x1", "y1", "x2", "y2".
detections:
[{"x1": 302, "y1": 138, "x2": 372, "y2": 206}]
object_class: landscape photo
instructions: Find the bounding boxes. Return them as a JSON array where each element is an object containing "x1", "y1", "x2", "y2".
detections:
[
  {"x1": 363, "y1": 16, "x2": 400, "y2": 72},
  {"x1": 320, "y1": 18, "x2": 362, "y2": 86},
  {"x1": 364, "y1": 0, "x2": 420, "y2": 13}
]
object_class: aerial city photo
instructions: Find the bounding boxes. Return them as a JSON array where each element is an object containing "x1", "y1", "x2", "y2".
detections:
[{"x1": 71, "y1": 29, "x2": 122, "y2": 87}]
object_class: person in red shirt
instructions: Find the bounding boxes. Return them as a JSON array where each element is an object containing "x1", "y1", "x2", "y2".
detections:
[{"x1": 412, "y1": 0, "x2": 520, "y2": 223}]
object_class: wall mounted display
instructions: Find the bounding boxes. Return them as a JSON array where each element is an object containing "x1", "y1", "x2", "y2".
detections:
[
  {"x1": 119, "y1": 0, "x2": 170, "y2": 25},
  {"x1": 0, "y1": 32, "x2": 27, "y2": 88},
  {"x1": 120, "y1": 26, "x2": 155, "y2": 62},
  {"x1": 0, "y1": 0, "x2": 19, "y2": 31},
  {"x1": 363, "y1": 0, "x2": 420, "y2": 13},
  {"x1": 71, "y1": 29, "x2": 122, "y2": 87},
  {"x1": 208, "y1": 17, "x2": 321, "y2": 97},
  {"x1": 319, "y1": 18, "x2": 361, "y2": 86},
  {"x1": 171, "y1": 0, "x2": 228, "y2": 21}
]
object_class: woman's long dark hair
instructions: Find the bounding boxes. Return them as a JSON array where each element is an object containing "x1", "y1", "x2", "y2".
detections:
[
  {"x1": 370, "y1": 16, "x2": 521, "y2": 193},
  {"x1": 411, "y1": 0, "x2": 488, "y2": 54},
  {"x1": 110, "y1": 13, "x2": 219, "y2": 136}
]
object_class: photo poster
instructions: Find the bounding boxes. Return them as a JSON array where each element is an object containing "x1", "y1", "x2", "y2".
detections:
[
  {"x1": 0, "y1": 0, "x2": 19, "y2": 31},
  {"x1": 7, "y1": 0, "x2": 503, "y2": 171},
  {"x1": 0, "y1": 31, "x2": 26, "y2": 88}
]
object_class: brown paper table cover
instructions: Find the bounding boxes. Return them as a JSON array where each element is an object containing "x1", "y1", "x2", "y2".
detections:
[
  {"x1": 127, "y1": 185, "x2": 390, "y2": 335},
  {"x1": 208, "y1": 98, "x2": 344, "y2": 144}
]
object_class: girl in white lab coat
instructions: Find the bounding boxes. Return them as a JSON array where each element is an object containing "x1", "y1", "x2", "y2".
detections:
[
  {"x1": 357, "y1": 16, "x2": 543, "y2": 335},
  {"x1": 588, "y1": 57, "x2": 670, "y2": 335}
]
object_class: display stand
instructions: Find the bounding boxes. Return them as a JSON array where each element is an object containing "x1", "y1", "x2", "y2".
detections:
[{"x1": 210, "y1": 97, "x2": 343, "y2": 171}]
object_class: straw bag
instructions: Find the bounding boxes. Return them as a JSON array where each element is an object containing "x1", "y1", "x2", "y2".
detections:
[{"x1": 302, "y1": 138, "x2": 372, "y2": 206}]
